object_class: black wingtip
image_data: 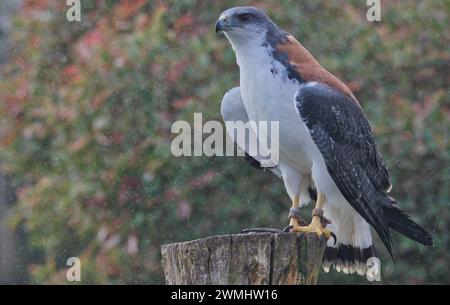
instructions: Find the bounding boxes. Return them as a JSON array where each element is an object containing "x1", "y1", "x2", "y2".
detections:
[{"x1": 382, "y1": 198, "x2": 434, "y2": 247}]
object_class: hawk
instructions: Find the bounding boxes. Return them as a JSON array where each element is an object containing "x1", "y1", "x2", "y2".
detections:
[{"x1": 217, "y1": 6, "x2": 432, "y2": 275}]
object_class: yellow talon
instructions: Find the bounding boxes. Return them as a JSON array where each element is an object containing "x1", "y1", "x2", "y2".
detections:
[
  {"x1": 289, "y1": 216, "x2": 300, "y2": 227},
  {"x1": 291, "y1": 216, "x2": 332, "y2": 240},
  {"x1": 287, "y1": 192, "x2": 334, "y2": 241}
]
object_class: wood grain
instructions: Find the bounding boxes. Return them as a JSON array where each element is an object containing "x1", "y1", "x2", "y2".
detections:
[{"x1": 161, "y1": 232, "x2": 327, "y2": 285}]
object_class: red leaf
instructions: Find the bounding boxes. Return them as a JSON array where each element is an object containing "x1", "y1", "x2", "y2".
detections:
[
  {"x1": 167, "y1": 60, "x2": 189, "y2": 83},
  {"x1": 113, "y1": 0, "x2": 146, "y2": 20}
]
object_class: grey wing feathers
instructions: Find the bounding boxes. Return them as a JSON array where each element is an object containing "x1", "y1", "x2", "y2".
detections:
[
  {"x1": 294, "y1": 83, "x2": 394, "y2": 256},
  {"x1": 221, "y1": 87, "x2": 282, "y2": 178}
]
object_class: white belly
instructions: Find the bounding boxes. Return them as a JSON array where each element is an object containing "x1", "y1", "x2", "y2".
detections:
[{"x1": 239, "y1": 56, "x2": 313, "y2": 174}]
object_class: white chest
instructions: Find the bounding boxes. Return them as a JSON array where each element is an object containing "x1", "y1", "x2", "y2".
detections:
[{"x1": 236, "y1": 48, "x2": 314, "y2": 171}]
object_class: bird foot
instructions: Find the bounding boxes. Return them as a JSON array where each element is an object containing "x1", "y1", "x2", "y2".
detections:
[
  {"x1": 290, "y1": 223, "x2": 333, "y2": 239},
  {"x1": 286, "y1": 215, "x2": 337, "y2": 244}
]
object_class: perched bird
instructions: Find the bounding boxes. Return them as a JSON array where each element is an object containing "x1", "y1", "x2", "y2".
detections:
[{"x1": 217, "y1": 6, "x2": 433, "y2": 275}]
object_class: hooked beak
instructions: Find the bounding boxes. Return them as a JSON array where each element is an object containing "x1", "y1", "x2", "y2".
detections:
[{"x1": 215, "y1": 19, "x2": 225, "y2": 33}]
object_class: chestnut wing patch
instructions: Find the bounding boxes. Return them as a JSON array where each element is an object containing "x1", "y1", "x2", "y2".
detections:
[{"x1": 275, "y1": 35, "x2": 357, "y2": 102}]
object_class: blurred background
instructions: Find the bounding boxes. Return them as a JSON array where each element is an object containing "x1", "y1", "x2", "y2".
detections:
[{"x1": 0, "y1": 0, "x2": 448, "y2": 284}]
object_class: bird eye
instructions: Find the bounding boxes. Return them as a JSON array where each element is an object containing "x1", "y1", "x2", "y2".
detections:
[{"x1": 237, "y1": 13, "x2": 252, "y2": 22}]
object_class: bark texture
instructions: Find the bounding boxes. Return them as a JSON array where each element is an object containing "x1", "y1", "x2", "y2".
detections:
[{"x1": 161, "y1": 232, "x2": 327, "y2": 285}]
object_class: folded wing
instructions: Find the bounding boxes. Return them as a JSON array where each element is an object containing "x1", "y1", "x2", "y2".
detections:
[
  {"x1": 221, "y1": 87, "x2": 282, "y2": 178},
  {"x1": 294, "y1": 82, "x2": 394, "y2": 256}
]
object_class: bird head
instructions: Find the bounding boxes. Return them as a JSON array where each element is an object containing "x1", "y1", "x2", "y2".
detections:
[{"x1": 215, "y1": 7, "x2": 275, "y2": 46}]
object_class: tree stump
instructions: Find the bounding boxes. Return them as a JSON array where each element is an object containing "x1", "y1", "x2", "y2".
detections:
[{"x1": 161, "y1": 232, "x2": 327, "y2": 285}]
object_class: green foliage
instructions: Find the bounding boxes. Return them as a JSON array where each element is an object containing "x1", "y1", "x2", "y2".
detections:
[{"x1": 0, "y1": 0, "x2": 448, "y2": 284}]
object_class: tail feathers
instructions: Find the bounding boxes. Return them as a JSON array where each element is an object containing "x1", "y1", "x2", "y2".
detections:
[
  {"x1": 323, "y1": 244, "x2": 375, "y2": 276},
  {"x1": 382, "y1": 197, "x2": 433, "y2": 246}
]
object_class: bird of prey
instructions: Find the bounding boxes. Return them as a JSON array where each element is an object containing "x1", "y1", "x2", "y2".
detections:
[{"x1": 217, "y1": 6, "x2": 432, "y2": 275}]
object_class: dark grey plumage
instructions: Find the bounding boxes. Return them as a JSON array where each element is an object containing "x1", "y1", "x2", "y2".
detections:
[{"x1": 295, "y1": 83, "x2": 433, "y2": 257}]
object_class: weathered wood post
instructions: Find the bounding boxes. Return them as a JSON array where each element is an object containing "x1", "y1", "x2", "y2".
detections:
[{"x1": 161, "y1": 232, "x2": 327, "y2": 285}]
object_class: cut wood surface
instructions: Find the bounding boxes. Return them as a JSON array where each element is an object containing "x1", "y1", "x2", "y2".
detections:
[{"x1": 161, "y1": 232, "x2": 327, "y2": 285}]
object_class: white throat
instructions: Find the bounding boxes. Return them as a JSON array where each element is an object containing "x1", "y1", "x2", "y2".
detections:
[{"x1": 225, "y1": 31, "x2": 270, "y2": 68}]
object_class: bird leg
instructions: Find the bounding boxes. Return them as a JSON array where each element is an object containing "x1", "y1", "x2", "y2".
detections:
[
  {"x1": 288, "y1": 196, "x2": 306, "y2": 226},
  {"x1": 280, "y1": 196, "x2": 306, "y2": 232},
  {"x1": 290, "y1": 193, "x2": 334, "y2": 240}
]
